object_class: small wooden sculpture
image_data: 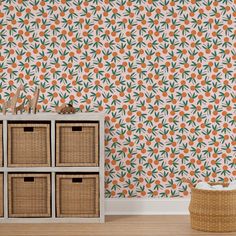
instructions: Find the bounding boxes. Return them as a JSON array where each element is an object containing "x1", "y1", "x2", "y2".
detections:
[
  {"x1": 56, "y1": 104, "x2": 76, "y2": 114},
  {"x1": 55, "y1": 103, "x2": 66, "y2": 113},
  {"x1": 26, "y1": 86, "x2": 40, "y2": 114},
  {"x1": 14, "y1": 98, "x2": 26, "y2": 114},
  {"x1": 2, "y1": 84, "x2": 24, "y2": 115}
]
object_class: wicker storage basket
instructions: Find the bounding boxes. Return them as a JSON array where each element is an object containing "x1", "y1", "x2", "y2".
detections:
[
  {"x1": 56, "y1": 123, "x2": 99, "y2": 166},
  {"x1": 8, "y1": 123, "x2": 50, "y2": 167},
  {"x1": 189, "y1": 182, "x2": 236, "y2": 232},
  {"x1": 0, "y1": 124, "x2": 2, "y2": 167},
  {"x1": 56, "y1": 174, "x2": 99, "y2": 217},
  {"x1": 0, "y1": 173, "x2": 3, "y2": 217},
  {"x1": 8, "y1": 173, "x2": 51, "y2": 217}
]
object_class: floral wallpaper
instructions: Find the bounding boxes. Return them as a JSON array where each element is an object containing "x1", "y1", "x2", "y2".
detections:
[{"x1": 0, "y1": 0, "x2": 235, "y2": 198}]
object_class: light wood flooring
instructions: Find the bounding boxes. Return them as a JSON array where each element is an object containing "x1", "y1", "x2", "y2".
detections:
[{"x1": 0, "y1": 216, "x2": 235, "y2": 236}]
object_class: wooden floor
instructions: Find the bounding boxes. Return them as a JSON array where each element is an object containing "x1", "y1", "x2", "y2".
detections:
[{"x1": 0, "y1": 216, "x2": 235, "y2": 236}]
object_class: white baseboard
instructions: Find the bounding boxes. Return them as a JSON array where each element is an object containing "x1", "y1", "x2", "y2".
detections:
[{"x1": 105, "y1": 198, "x2": 190, "y2": 215}]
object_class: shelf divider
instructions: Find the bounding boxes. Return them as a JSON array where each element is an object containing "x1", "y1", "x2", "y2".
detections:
[
  {"x1": 51, "y1": 120, "x2": 55, "y2": 168},
  {"x1": 3, "y1": 120, "x2": 8, "y2": 219}
]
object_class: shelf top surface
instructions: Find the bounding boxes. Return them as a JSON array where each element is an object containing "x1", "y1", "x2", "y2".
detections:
[{"x1": 0, "y1": 112, "x2": 105, "y2": 121}]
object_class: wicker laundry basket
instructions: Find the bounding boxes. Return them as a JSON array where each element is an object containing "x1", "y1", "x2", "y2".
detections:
[
  {"x1": 56, "y1": 123, "x2": 99, "y2": 166},
  {"x1": 8, "y1": 123, "x2": 51, "y2": 167},
  {"x1": 0, "y1": 173, "x2": 3, "y2": 217},
  {"x1": 8, "y1": 173, "x2": 51, "y2": 217},
  {"x1": 0, "y1": 124, "x2": 2, "y2": 167},
  {"x1": 189, "y1": 182, "x2": 236, "y2": 232},
  {"x1": 56, "y1": 174, "x2": 99, "y2": 217}
]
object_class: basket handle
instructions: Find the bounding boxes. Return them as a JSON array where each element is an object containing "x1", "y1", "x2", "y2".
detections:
[
  {"x1": 24, "y1": 177, "x2": 34, "y2": 182},
  {"x1": 72, "y1": 178, "x2": 83, "y2": 183},
  {"x1": 24, "y1": 127, "x2": 34, "y2": 132},
  {"x1": 72, "y1": 127, "x2": 82, "y2": 132}
]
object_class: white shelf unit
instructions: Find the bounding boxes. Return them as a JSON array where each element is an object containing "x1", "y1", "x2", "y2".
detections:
[{"x1": 0, "y1": 113, "x2": 105, "y2": 223}]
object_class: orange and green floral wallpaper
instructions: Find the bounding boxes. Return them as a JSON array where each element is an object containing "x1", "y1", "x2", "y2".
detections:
[{"x1": 0, "y1": 0, "x2": 235, "y2": 198}]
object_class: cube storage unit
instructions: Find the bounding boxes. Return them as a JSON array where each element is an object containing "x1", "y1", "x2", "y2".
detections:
[
  {"x1": 8, "y1": 123, "x2": 51, "y2": 167},
  {"x1": 56, "y1": 123, "x2": 99, "y2": 166},
  {"x1": 0, "y1": 113, "x2": 104, "y2": 223},
  {"x1": 56, "y1": 174, "x2": 99, "y2": 217},
  {"x1": 8, "y1": 173, "x2": 51, "y2": 218},
  {"x1": 0, "y1": 173, "x2": 3, "y2": 217}
]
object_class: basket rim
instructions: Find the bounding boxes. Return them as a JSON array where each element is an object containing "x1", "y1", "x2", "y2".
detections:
[
  {"x1": 8, "y1": 123, "x2": 50, "y2": 128},
  {"x1": 192, "y1": 187, "x2": 236, "y2": 193},
  {"x1": 191, "y1": 182, "x2": 236, "y2": 193},
  {"x1": 56, "y1": 123, "x2": 99, "y2": 127}
]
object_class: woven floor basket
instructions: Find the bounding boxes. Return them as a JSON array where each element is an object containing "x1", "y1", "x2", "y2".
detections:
[
  {"x1": 189, "y1": 182, "x2": 236, "y2": 232},
  {"x1": 8, "y1": 123, "x2": 50, "y2": 167},
  {"x1": 0, "y1": 174, "x2": 3, "y2": 217}
]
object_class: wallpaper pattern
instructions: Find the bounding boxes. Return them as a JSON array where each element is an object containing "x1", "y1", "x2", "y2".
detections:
[{"x1": 0, "y1": 0, "x2": 235, "y2": 197}]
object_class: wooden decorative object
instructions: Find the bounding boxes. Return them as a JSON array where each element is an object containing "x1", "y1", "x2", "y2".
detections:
[
  {"x1": 2, "y1": 84, "x2": 24, "y2": 115},
  {"x1": 56, "y1": 104, "x2": 76, "y2": 114},
  {"x1": 55, "y1": 103, "x2": 66, "y2": 113},
  {"x1": 14, "y1": 98, "x2": 26, "y2": 114},
  {"x1": 26, "y1": 86, "x2": 40, "y2": 114}
]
